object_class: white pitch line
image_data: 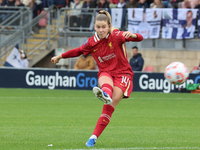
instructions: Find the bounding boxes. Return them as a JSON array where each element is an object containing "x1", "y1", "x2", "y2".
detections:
[
  {"x1": 55, "y1": 147, "x2": 200, "y2": 150},
  {"x1": 0, "y1": 97, "x2": 199, "y2": 100}
]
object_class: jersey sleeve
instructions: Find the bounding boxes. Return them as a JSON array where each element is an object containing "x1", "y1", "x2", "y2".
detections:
[
  {"x1": 126, "y1": 33, "x2": 143, "y2": 42},
  {"x1": 79, "y1": 39, "x2": 92, "y2": 56},
  {"x1": 62, "y1": 38, "x2": 93, "y2": 58},
  {"x1": 62, "y1": 47, "x2": 83, "y2": 58},
  {"x1": 112, "y1": 29, "x2": 143, "y2": 43}
]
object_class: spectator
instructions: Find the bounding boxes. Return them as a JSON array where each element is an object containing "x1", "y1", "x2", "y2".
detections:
[
  {"x1": 150, "y1": 0, "x2": 165, "y2": 8},
  {"x1": 116, "y1": 0, "x2": 126, "y2": 8},
  {"x1": 55, "y1": 0, "x2": 66, "y2": 7},
  {"x1": 74, "y1": 54, "x2": 95, "y2": 70},
  {"x1": 129, "y1": 46, "x2": 144, "y2": 71},
  {"x1": 181, "y1": 0, "x2": 199, "y2": 8},
  {"x1": 5, "y1": 0, "x2": 15, "y2": 6},
  {"x1": 161, "y1": 0, "x2": 171, "y2": 8},
  {"x1": 28, "y1": 0, "x2": 38, "y2": 19},
  {"x1": 146, "y1": 0, "x2": 153, "y2": 7},
  {"x1": 169, "y1": 0, "x2": 184, "y2": 8},
  {"x1": 195, "y1": 0, "x2": 200, "y2": 8},
  {"x1": 108, "y1": 0, "x2": 118, "y2": 7},
  {"x1": 137, "y1": 0, "x2": 148, "y2": 8},
  {"x1": 109, "y1": 0, "x2": 118, "y2": 4},
  {"x1": 125, "y1": 0, "x2": 138, "y2": 8},
  {"x1": 21, "y1": 0, "x2": 29, "y2": 5},
  {"x1": 0, "y1": 0, "x2": 5, "y2": 24},
  {"x1": 37, "y1": 0, "x2": 48, "y2": 12},
  {"x1": 97, "y1": 0, "x2": 110, "y2": 9},
  {"x1": 15, "y1": 0, "x2": 25, "y2": 6},
  {"x1": 47, "y1": 0, "x2": 54, "y2": 7},
  {"x1": 66, "y1": 0, "x2": 73, "y2": 7},
  {"x1": 0, "y1": 0, "x2": 6, "y2": 5},
  {"x1": 81, "y1": 0, "x2": 96, "y2": 29},
  {"x1": 69, "y1": 0, "x2": 83, "y2": 29}
]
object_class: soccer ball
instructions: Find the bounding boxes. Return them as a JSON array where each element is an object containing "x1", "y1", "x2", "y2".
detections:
[{"x1": 164, "y1": 62, "x2": 189, "y2": 85}]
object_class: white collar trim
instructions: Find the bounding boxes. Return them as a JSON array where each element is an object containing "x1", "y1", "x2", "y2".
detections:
[{"x1": 94, "y1": 32, "x2": 110, "y2": 42}]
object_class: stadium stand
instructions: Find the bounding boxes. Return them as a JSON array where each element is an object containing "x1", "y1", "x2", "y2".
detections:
[{"x1": 1, "y1": 6, "x2": 200, "y2": 72}]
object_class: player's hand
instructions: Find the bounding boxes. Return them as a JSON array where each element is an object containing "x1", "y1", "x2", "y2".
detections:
[
  {"x1": 122, "y1": 31, "x2": 132, "y2": 39},
  {"x1": 51, "y1": 55, "x2": 62, "y2": 65},
  {"x1": 122, "y1": 31, "x2": 137, "y2": 39}
]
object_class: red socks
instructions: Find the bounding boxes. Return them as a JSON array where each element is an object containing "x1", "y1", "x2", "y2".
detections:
[
  {"x1": 101, "y1": 84, "x2": 113, "y2": 98},
  {"x1": 92, "y1": 104, "x2": 115, "y2": 138}
]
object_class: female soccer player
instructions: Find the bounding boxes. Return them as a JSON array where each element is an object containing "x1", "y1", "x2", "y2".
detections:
[{"x1": 51, "y1": 10, "x2": 143, "y2": 147}]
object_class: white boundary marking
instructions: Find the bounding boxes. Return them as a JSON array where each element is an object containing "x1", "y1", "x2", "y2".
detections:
[
  {"x1": 55, "y1": 147, "x2": 200, "y2": 150},
  {"x1": 0, "y1": 97, "x2": 199, "y2": 100}
]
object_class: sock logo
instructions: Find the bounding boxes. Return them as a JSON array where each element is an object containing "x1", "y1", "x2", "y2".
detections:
[{"x1": 103, "y1": 119, "x2": 108, "y2": 124}]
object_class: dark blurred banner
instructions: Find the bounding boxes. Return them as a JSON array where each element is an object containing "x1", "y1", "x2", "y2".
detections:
[{"x1": 0, "y1": 68, "x2": 199, "y2": 93}]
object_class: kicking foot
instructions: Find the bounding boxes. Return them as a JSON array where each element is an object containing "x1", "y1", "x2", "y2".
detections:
[
  {"x1": 93, "y1": 87, "x2": 112, "y2": 105},
  {"x1": 86, "y1": 138, "x2": 96, "y2": 147}
]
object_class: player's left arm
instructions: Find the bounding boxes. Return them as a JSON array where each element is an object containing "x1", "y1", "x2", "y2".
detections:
[{"x1": 122, "y1": 31, "x2": 143, "y2": 42}]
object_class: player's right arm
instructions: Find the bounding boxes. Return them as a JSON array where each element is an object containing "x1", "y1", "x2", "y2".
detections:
[
  {"x1": 51, "y1": 47, "x2": 83, "y2": 65},
  {"x1": 112, "y1": 29, "x2": 143, "y2": 43},
  {"x1": 51, "y1": 38, "x2": 92, "y2": 65}
]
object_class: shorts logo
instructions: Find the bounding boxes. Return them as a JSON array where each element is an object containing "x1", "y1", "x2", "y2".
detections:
[
  {"x1": 93, "y1": 49, "x2": 98, "y2": 52},
  {"x1": 121, "y1": 76, "x2": 129, "y2": 87}
]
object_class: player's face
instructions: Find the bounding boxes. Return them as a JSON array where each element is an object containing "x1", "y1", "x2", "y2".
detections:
[{"x1": 94, "y1": 20, "x2": 110, "y2": 39}]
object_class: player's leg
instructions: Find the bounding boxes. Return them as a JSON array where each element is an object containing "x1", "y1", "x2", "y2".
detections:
[
  {"x1": 86, "y1": 74, "x2": 114, "y2": 147},
  {"x1": 93, "y1": 73, "x2": 114, "y2": 104},
  {"x1": 110, "y1": 86, "x2": 124, "y2": 108},
  {"x1": 86, "y1": 87, "x2": 124, "y2": 147},
  {"x1": 86, "y1": 74, "x2": 133, "y2": 147}
]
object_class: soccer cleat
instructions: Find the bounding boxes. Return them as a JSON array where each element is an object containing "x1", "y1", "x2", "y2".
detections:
[
  {"x1": 85, "y1": 138, "x2": 96, "y2": 147},
  {"x1": 93, "y1": 87, "x2": 112, "y2": 105}
]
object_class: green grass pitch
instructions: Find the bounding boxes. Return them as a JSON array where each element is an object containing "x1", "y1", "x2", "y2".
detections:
[{"x1": 0, "y1": 88, "x2": 200, "y2": 150}]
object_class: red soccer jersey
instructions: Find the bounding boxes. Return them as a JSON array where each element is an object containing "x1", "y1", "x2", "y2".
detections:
[{"x1": 79, "y1": 29, "x2": 143, "y2": 78}]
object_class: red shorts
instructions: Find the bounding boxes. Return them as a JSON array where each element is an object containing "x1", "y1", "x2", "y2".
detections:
[{"x1": 99, "y1": 72, "x2": 133, "y2": 98}]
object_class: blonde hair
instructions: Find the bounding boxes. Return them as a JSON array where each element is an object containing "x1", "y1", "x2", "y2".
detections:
[
  {"x1": 28, "y1": 0, "x2": 35, "y2": 8},
  {"x1": 95, "y1": 10, "x2": 113, "y2": 33}
]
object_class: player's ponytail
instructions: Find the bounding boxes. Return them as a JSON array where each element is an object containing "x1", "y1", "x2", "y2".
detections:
[{"x1": 95, "y1": 10, "x2": 113, "y2": 33}]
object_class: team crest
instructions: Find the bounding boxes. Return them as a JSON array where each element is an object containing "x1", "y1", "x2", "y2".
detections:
[{"x1": 109, "y1": 42, "x2": 113, "y2": 49}]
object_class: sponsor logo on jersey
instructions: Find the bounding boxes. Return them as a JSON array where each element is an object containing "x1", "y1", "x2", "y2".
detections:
[{"x1": 102, "y1": 53, "x2": 116, "y2": 61}]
